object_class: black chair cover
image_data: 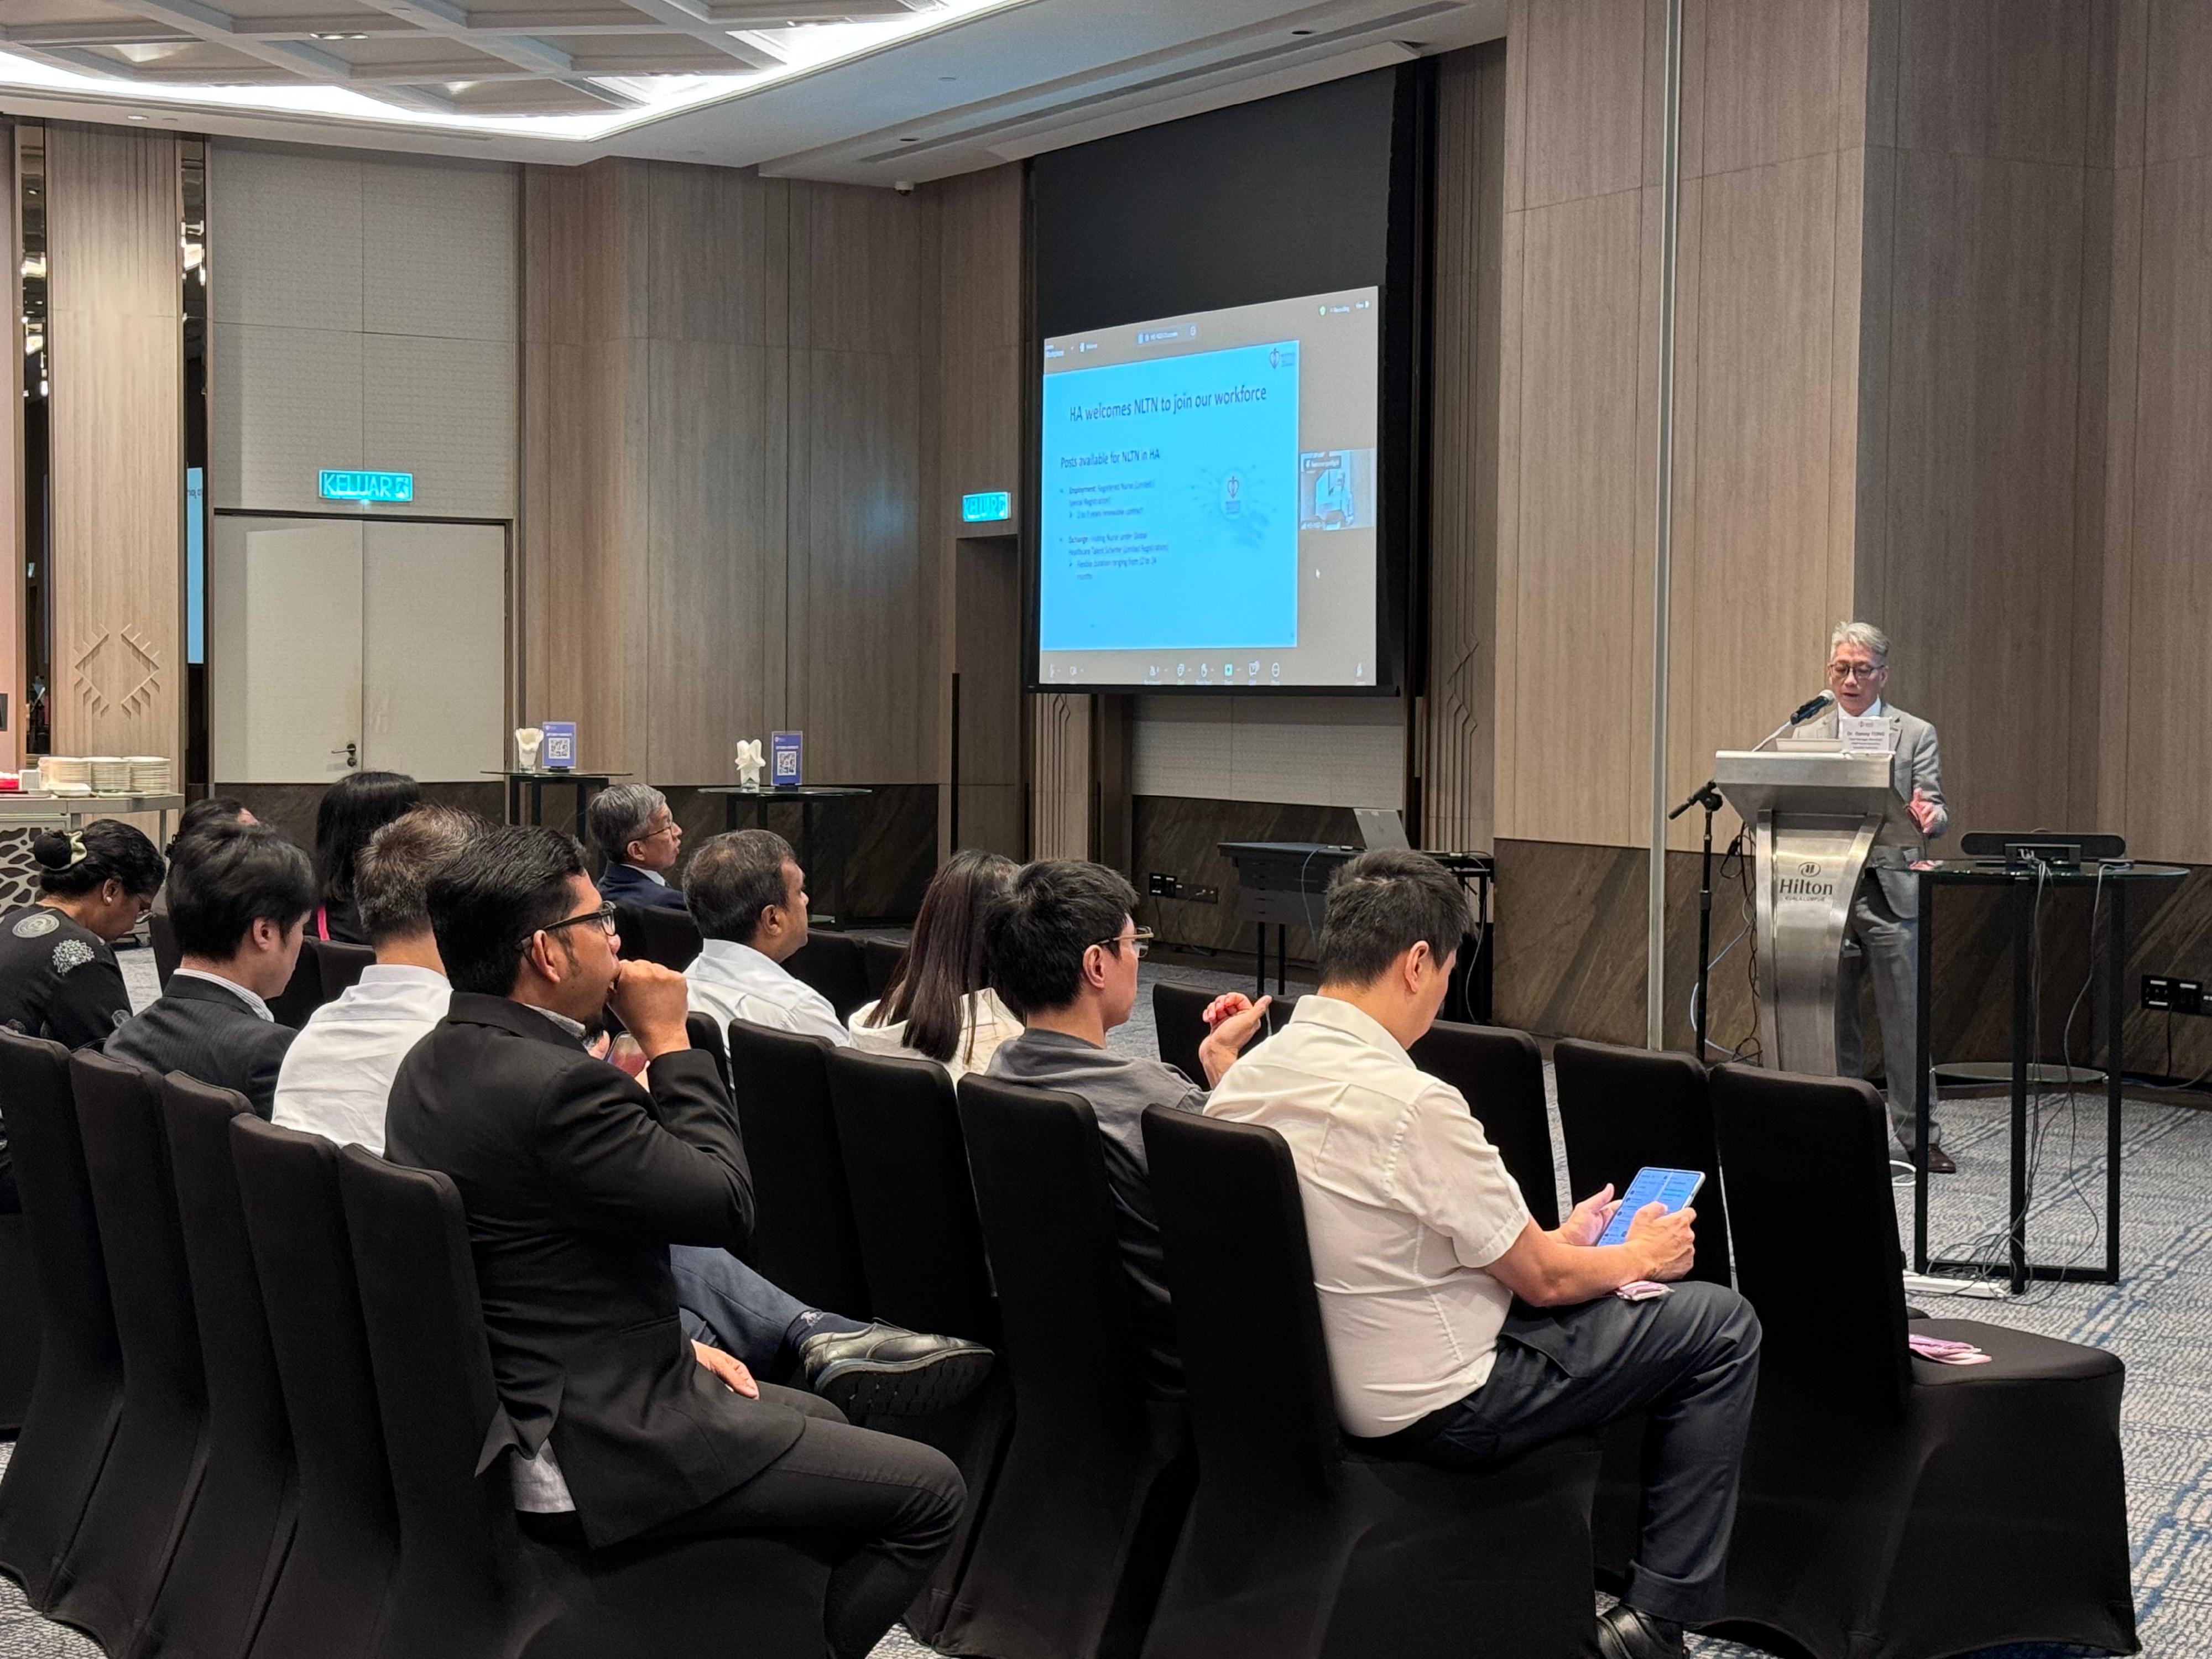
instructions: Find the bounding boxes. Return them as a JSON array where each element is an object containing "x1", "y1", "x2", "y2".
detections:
[
  {"x1": 267, "y1": 940, "x2": 329, "y2": 1030},
  {"x1": 784, "y1": 932, "x2": 872, "y2": 1021},
  {"x1": 723, "y1": 1020, "x2": 871, "y2": 1318},
  {"x1": 1139, "y1": 1105, "x2": 1600, "y2": 1659},
  {"x1": 1709, "y1": 1064, "x2": 2138, "y2": 1659},
  {"x1": 613, "y1": 902, "x2": 702, "y2": 972},
  {"x1": 0, "y1": 1213, "x2": 38, "y2": 1436},
  {"x1": 45, "y1": 1052, "x2": 210, "y2": 1653},
  {"x1": 143, "y1": 1074, "x2": 299, "y2": 1659},
  {"x1": 0, "y1": 1033, "x2": 123, "y2": 1611},
  {"x1": 149, "y1": 912, "x2": 180, "y2": 988},
  {"x1": 1553, "y1": 1039, "x2": 1732, "y2": 1286},
  {"x1": 1406, "y1": 1019, "x2": 1561, "y2": 1227},
  {"x1": 316, "y1": 940, "x2": 378, "y2": 1003},
  {"x1": 947, "y1": 1076, "x2": 1191, "y2": 1659},
  {"x1": 334, "y1": 1145, "x2": 833, "y2": 1659},
  {"x1": 685, "y1": 1011, "x2": 731, "y2": 1093},
  {"x1": 860, "y1": 936, "x2": 905, "y2": 1001},
  {"x1": 231, "y1": 1115, "x2": 400, "y2": 1659},
  {"x1": 825, "y1": 1048, "x2": 1009, "y2": 1644}
]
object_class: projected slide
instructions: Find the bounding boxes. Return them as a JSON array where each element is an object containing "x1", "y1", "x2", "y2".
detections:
[{"x1": 1038, "y1": 288, "x2": 1380, "y2": 690}]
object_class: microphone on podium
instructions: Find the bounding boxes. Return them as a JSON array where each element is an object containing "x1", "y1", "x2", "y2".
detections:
[{"x1": 1787, "y1": 690, "x2": 1835, "y2": 726}]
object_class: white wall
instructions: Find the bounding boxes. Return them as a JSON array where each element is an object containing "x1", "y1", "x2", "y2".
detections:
[
  {"x1": 208, "y1": 141, "x2": 518, "y2": 520},
  {"x1": 1134, "y1": 696, "x2": 1405, "y2": 809}
]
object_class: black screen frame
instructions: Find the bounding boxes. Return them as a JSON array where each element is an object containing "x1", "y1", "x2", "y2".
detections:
[{"x1": 1021, "y1": 62, "x2": 1434, "y2": 700}]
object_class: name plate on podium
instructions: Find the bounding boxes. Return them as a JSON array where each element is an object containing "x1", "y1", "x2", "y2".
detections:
[{"x1": 1714, "y1": 750, "x2": 1895, "y2": 1077}]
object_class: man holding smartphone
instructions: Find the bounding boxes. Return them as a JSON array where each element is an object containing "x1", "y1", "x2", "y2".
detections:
[{"x1": 1206, "y1": 851, "x2": 1762, "y2": 1659}]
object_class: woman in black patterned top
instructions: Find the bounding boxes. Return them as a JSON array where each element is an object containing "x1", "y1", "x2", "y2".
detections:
[{"x1": 0, "y1": 821, "x2": 165, "y2": 1050}]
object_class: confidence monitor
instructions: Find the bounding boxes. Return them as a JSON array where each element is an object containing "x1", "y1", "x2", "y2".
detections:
[{"x1": 1029, "y1": 65, "x2": 1424, "y2": 694}]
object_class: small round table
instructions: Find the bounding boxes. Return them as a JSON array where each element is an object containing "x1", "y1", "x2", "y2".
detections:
[
  {"x1": 486, "y1": 770, "x2": 630, "y2": 827},
  {"x1": 699, "y1": 785, "x2": 874, "y2": 926}
]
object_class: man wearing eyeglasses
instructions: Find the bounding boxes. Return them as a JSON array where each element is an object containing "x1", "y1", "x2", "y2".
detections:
[
  {"x1": 588, "y1": 784, "x2": 689, "y2": 913},
  {"x1": 1793, "y1": 620, "x2": 1952, "y2": 1171},
  {"x1": 982, "y1": 860, "x2": 1271, "y2": 1382}
]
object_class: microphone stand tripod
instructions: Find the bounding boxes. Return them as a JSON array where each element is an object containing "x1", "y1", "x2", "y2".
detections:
[{"x1": 1670, "y1": 779, "x2": 1726, "y2": 1060}]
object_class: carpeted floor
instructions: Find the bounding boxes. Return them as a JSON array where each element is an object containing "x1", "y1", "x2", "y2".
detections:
[{"x1": 8, "y1": 952, "x2": 2203, "y2": 1657}]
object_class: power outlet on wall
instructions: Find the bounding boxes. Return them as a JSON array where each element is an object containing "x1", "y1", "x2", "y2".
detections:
[
  {"x1": 1147, "y1": 873, "x2": 1220, "y2": 905},
  {"x1": 2142, "y1": 975, "x2": 2205, "y2": 1014}
]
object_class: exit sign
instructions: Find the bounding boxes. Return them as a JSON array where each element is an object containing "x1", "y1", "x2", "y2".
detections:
[
  {"x1": 320, "y1": 469, "x2": 415, "y2": 504},
  {"x1": 961, "y1": 489, "x2": 1011, "y2": 523}
]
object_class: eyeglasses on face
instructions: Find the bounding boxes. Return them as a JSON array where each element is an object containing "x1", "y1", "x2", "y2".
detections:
[
  {"x1": 1091, "y1": 926, "x2": 1154, "y2": 960},
  {"x1": 1828, "y1": 659, "x2": 1885, "y2": 681},
  {"x1": 523, "y1": 900, "x2": 620, "y2": 948},
  {"x1": 638, "y1": 820, "x2": 681, "y2": 842}
]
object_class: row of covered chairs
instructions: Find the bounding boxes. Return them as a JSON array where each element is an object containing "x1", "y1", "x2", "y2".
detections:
[
  {"x1": 0, "y1": 1033, "x2": 834, "y2": 1658},
  {"x1": 612, "y1": 903, "x2": 899, "y2": 1022},
  {"x1": 150, "y1": 912, "x2": 377, "y2": 1030}
]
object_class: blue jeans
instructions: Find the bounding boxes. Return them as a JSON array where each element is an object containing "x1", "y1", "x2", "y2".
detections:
[{"x1": 668, "y1": 1244, "x2": 813, "y2": 1373}]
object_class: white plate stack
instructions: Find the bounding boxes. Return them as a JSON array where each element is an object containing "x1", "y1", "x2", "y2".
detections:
[
  {"x1": 41, "y1": 757, "x2": 90, "y2": 795},
  {"x1": 126, "y1": 757, "x2": 171, "y2": 794},
  {"x1": 89, "y1": 757, "x2": 131, "y2": 794}
]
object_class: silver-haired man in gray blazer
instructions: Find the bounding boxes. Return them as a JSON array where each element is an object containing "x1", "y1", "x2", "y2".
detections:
[{"x1": 1793, "y1": 622, "x2": 1953, "y2": 1172}]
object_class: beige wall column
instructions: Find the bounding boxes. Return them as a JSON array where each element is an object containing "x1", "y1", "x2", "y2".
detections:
[{"x1": 47, "y1": 123, "x2": 182, "y2": 764}]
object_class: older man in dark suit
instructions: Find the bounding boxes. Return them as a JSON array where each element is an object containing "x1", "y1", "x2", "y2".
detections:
[
  {"x1": 106, "y1": 820, "x2": 314, "y2": 1117},
  {"x1": 384, "y1": 825, "x2": 960, "y2": 1659},
  {"x1": 587, "y1": 783, "x2": 690, "y2": 912}
]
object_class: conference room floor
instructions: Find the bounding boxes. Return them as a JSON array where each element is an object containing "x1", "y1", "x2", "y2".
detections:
[{"x1": 3, "y1": 951, "x2": 2202, "y2": 1657}]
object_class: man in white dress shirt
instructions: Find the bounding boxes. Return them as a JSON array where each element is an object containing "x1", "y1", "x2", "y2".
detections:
[
  {"x1": 1206, "y1": 851, "x2": 1761, "y2": 1659},
  {"x1": 682, "y1": 829, "x2": 851, "y2": 1046}
]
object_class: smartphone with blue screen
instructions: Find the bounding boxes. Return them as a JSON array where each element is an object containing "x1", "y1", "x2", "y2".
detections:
[{"x1": 1596, "y1": 1167, "x2": 1705, "y2": 1248}]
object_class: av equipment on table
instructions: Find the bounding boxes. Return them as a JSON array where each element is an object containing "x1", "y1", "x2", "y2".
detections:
[
  {"x1": 1215, "y1": 842, "x2": 1494, "y2": 1018},
  {"x1": 699, "y1": 785, "x2": 874, "y2": 928},
  {"x1": 1911, "y1": 853, "x2": 2184, "y2": 1294},
  {"x1": 485, "y1": 770, "x2": 628, "y2": 828}
]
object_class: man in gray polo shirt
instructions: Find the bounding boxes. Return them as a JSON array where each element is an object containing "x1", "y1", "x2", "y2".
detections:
[{"x1": 983, "y1": 859, "x2": 1269, "y2": 1383}]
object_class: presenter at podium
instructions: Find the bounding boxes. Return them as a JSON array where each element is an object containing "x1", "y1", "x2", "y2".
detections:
[{"x1": 1790, "y1": 622, "x2": 1950, "y2": 1169}]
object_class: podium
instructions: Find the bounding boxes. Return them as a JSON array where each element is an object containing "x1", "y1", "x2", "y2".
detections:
[{"x1": 1714, "y1": 750, "x2": 1895, "y2": 1075}]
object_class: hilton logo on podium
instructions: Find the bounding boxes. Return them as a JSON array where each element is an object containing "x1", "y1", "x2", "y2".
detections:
[{"x1": 1776, "y1": 860, "x2": 1837, "y2": 902}]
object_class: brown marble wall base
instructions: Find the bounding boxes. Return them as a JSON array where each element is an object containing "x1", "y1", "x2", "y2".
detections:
[
  {"x1": 1496, "y1": 837, "x2": 2212, "y2": 1084},
  {"x1": 1133, "y1": 796, "x2": 1363, "y2": 965}
]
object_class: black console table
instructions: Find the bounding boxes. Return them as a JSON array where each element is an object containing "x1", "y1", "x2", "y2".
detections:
[
  {"x1": 1912, "y1": 858, "x2": 2185, "y2": 1293},
  {"x1": 1217, "y1": 842, "x2": 1494, "y2": 1017}
]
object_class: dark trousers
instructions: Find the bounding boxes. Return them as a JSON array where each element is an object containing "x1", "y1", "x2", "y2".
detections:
[
  {"x1": 601, "y1": 1384, "x2": 962, "y2": 1659},
  {"x1": 1409, "y1": 1281, "x2": 1760, "y2": 1627}
]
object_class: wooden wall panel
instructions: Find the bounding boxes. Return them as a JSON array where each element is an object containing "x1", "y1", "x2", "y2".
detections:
[
  {"x1": 1031, "y1": 691, "x2": 1092, "y2": 861},
  {"x1": 0, "y1": 128, "x2": 19, "y2": 773},
  {"x1": 48, "y1": 124, "x2": 182, "y2": 763}
]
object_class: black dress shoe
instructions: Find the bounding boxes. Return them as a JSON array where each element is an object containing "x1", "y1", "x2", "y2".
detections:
[
  {"x1": 1900, "y1": 1140, "x2": 1957, "y2": 1174},
  {"x1": 1596, "y1": 1604, "x2": 1685, "y2": 1659},
  {"x1": 797, "y1": 1323, "x2": 994, "y2": 1419}
]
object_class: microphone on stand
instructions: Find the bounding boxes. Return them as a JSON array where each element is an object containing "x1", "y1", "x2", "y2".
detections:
[{"x1": 1787, "y1": 690, "x2": 1835, "y2": 726}]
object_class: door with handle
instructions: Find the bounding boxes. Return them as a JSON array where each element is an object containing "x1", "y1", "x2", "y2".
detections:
[{"x1": 210, "y1": 519, "x2": 365, "y2": 782}]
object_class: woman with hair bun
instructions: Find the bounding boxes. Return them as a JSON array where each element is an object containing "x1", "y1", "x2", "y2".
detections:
[{"x1": 0, "y1": 819, "x2": 165, "y2": 1050}]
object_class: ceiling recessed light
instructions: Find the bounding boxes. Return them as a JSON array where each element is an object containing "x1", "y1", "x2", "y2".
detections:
[
  {"x1": 899, "y1": 135, "x2": 919, "y2": 143},
  {"x1": 1291, "y1": 27, "x2": 1314, "y2": 35},
  {"x1": 938, "y1": 74, "x2": 956, "y2": 81},
  {"x1": 310, "y1": 31, "x2": 369, "y2": 40},
  {"x1": 126, "y1": 113, "x2": 148, "y2": 119}
]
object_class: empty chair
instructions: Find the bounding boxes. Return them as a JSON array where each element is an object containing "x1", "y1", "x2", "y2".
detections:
[
  {"x1": 949, "y1": 1075, "x2": 1189, "y2": 1659},
  {"x1": 860, "y1": 935, "x2": 905, "y2": 1001},
  {"x1": 317, "y1": 938, "x2": 378, "y2": 1002},
  {"x1": 784, "y1": 931, "x2": 872, "y2": 1021},
  {"x1": 1553, "y1": 1038, "x2": 1731, "y2": 1286},
  {"x1": 0, "y1": 1032, "x2": 124, "y2": 1611},
  {"x1": 231, "y1": 1115, "x2": 400, "y2": 1659},
  {"x1": 0, "y1": 1212, "x2": 37, "y2": 1437},
  {"x1": 334, "y1": 1145, "x2": 833, "y2": 1659},
  {"x1": 723, "y1": 1020, "x2": 870, "y2": 1318},
  {"x1": 149, "y1": 911, "x2": 180, "y2": 988},
  {"x1": 1709, "y1": 1065, "x2": 2137, "y2": 1659},
  {"x1": 1140, "y1": 1105, "x2": 1599, "y2": 1659},
  {"x1": 1406, "y1": 1019, "x2": 1561, "y2": 1227},
  {"x1": 44, "y1": 1052, "x2": 210, "y2": 1652},
  {"x1": 267, "y1": 937, "x2": 330, "y2": 1030},
  {"x1": 141, "y1": 1074, "x2": 299, "y2": 1659},
  {"x1": 614, "y1": 901, "x2": 702, "y2": 972},
  {"x1": 824, "y1": 1047, "x2": 1009, "y2": 1640}
]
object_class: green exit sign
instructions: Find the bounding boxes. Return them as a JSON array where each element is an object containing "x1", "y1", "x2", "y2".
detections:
[
  {"x1": 961, "y1": 489, "x2": 1011, "y2": 523},
  {"x1": 320, "y1": 469, "x2": 414, "y2": 503}
]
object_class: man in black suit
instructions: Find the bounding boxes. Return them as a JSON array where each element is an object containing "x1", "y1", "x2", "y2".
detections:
[
  {"x1": 588, "y1": 783, "x2": 690, "y2": 912},
  {"x1": 107, "y1": 820, "x2": 315, "y2": 1117},
  {"x1": 385, "y1": 826, "x2": 961, "y2": 1659}
]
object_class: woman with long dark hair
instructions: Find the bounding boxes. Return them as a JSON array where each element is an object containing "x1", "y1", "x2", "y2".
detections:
[
  {"x1": 851, "y1": 849, "x2": 1020, "y2": 1080},
  {"x1": 313, "y1": 770, "x2": 420, "y2": 944},
  {"x1": 0, "y1": 820, "x2": 165, "y2": 1049}
]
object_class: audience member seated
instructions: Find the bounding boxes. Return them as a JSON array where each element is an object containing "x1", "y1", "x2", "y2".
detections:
[
  {"x1": 276, "y1": 806, "x2": 990, "y2": 1418},
  {"x1": 0, "y1": 822, "x2": 165, "y2": 1048},
  {"x1": 312, "y1": 769, "x2": 421, "y2": 944},
  {"x1": 152, "y1": 795, "x2": 253, "y2": 918},
  {"x1": 850, "y1": 849, "x2": 1020, "y2": 1082},
  {"x1": 1205, "y1": 850, "x2": 1762, "y2": 1659},
  {"x1": 384, "y1": 826, "x2": 963, "y2": 1659},
  {"x1": 107, "y1": 820, "x2": 316, "y2": 1118},
  {"x1": 682, "y1": 830, "x2": 849, "y2": 1046},
  {"x1": 589, "y1": 783, "x2": 689, "y2": 912},
  {"x1": 983, "y1": 859, "x2": 1269, "y2": 1379}
]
